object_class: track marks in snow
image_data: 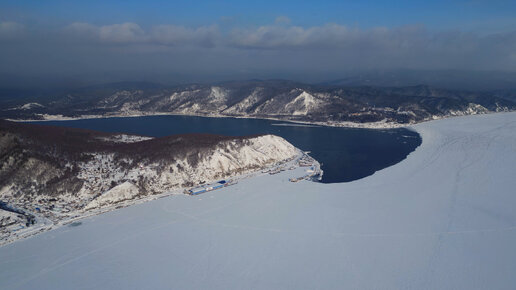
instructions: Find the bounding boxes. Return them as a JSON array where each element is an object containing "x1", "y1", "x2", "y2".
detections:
[
  {"x1": 8, "y1": 214, "x2": 190, "y2": 289},
  {"x1": 420, "y1": 119, "x2": 516, "y2": 288},
  {"x1": 166, "y1": 203, "x2": 516, "y2": 239}
]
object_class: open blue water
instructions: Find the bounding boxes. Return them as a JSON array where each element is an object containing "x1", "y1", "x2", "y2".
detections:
[{"x1": 32, "y1": 115, "x2": 421, "y2": 183}]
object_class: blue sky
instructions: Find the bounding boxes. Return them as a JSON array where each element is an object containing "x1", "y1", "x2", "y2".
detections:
[
  {"x1": 2, "y1": 0, "x2": 515, "y2": 31},
  {"x1": 0, "y1": 0, "x2": 515, "y2": 85}
]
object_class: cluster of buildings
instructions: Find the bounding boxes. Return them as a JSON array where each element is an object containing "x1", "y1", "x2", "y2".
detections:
[
  {"x1": 289, "y1": 166, "x2": 319, "y2": 182},
  {"x1": 289, "y1": 152, "x2": 323, "y2": 182},
  {"x1": 185, "y1": 179, "x2": 236, "y2": 195},
  {"x1": 298, "y1": 155, "x2": 314, "y2": 167}
]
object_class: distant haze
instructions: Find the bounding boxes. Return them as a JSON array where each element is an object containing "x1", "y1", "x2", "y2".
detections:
[{"x1": 1, "y1": 0, "x2": 516, "y2": 89}]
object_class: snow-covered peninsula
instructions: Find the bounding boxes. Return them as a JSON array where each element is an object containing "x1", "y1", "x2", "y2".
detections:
[
  {"x1": 0, "y1": 120, "x2": 306, "y2": 244},
  {"x1": 1, "y1": 112, "x2": 516, "y2": 289}
]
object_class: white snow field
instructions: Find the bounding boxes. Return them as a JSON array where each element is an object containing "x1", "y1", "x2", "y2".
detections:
[{"x1": 1, "y1": 112, "x2": 516, "y2": 289}]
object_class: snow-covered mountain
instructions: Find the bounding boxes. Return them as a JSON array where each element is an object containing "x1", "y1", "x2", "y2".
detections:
[
  {"x1": 0, "y1": 120, "x2": 298, "y2": 239},
  {"x1": 2, "y1": 81, "x2": 515, "y2": 126}
]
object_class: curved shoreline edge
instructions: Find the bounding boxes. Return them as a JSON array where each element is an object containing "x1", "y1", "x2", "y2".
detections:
[
  {"x1": 6, "y1": 110, "x2": 466, "y2": 129},
  {"x1": 1, "y1": 112, "x2": 516, "y2": 289}
]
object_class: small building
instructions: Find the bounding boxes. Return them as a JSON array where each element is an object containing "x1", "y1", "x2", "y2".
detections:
[
  {"x1": 186, "y1": 180, "x2": 234, "y2": 195},
  {"x1": 187, "y1": 188, "x2": 207, "y2": 195}
]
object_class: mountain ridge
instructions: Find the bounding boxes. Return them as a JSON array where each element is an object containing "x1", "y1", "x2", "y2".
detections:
[{"x1": 1, "y1": 81, "x2": 516, "y2": 127}]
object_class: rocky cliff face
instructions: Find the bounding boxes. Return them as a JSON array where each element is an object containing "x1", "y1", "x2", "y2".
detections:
[
  {"x1": 0, "y1": 120, "x2": 298, "y2": 228},
  {"x1": 2, "y1": 81, "x2": 515, "y2": 125}
]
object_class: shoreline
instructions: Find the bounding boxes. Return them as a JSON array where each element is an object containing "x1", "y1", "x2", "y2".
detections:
[
  {"x1": 7, "y1": 111, "x2": 412, "y2": 129},
  {"x1": 0, "y1": 149, "x2": 319, "y2": 247},
  {"x1": 7, "y1": 110, "x2": 503, "y2": 130}
]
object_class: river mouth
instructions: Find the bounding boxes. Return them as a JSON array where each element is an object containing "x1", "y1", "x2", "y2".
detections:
[{"x1": 29, "y1": 115, "x2": 421, "y2": 183}]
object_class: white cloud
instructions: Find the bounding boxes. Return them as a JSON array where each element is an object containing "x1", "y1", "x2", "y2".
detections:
[
  {"x1": 228, "y1": 24, "x2": 428, "y2": 49},
  {"x1": 65, "y1": 22, "x2": 146, "y2": 43},
  {"x1": 65, "y1": 22, "x2": 99, "y2": 39},
  {"x1": 59, "y1": 21, "x2": 516, "y2": 67},
  {"x1": 64, "y1": 22, "x2": 218, "y2": 46},
  {"x1": 0, "y1": 21, "x2": 24, "y2": 38},
  {"x1": 99, "y1": 23, "x2": 145, "y2": 43},
  {"x1": 150, "y1": 25, "x2": 219, "y2": 47},
  {"x1": 3, "y1": 20, "x2": 516, "y2": 75},
  {"x1": 274, "y1": 16, "x2": 291, "y2": 25}
]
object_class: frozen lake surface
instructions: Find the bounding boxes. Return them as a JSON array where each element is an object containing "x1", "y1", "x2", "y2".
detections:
[{"x1": 3, "y1": 112, "x2": 516, "y2": 289}]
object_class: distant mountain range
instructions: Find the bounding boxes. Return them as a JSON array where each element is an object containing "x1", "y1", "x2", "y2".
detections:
[
  {"x1": 1, "y1": 80, "x2": 516, "y2": 126},
  {"x1": 321, "y1": 70, "x2": 516, "y2": 91}
]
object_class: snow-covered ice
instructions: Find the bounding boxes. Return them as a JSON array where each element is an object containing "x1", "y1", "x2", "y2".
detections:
[{"x1": 1, "y1": 112, "x2": 516, "y2": 289}]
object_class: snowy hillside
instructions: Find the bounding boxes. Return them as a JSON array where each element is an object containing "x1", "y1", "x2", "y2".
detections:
[
  {"x1": 0, "y1": 112, "x2": 515, "y2": 289},
  {"x1": 2, "y1": 81, "x2": 515, "y2": 127},
  {"x1": 0, "y1": 120, "x2": 298, "y2": 242}
]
